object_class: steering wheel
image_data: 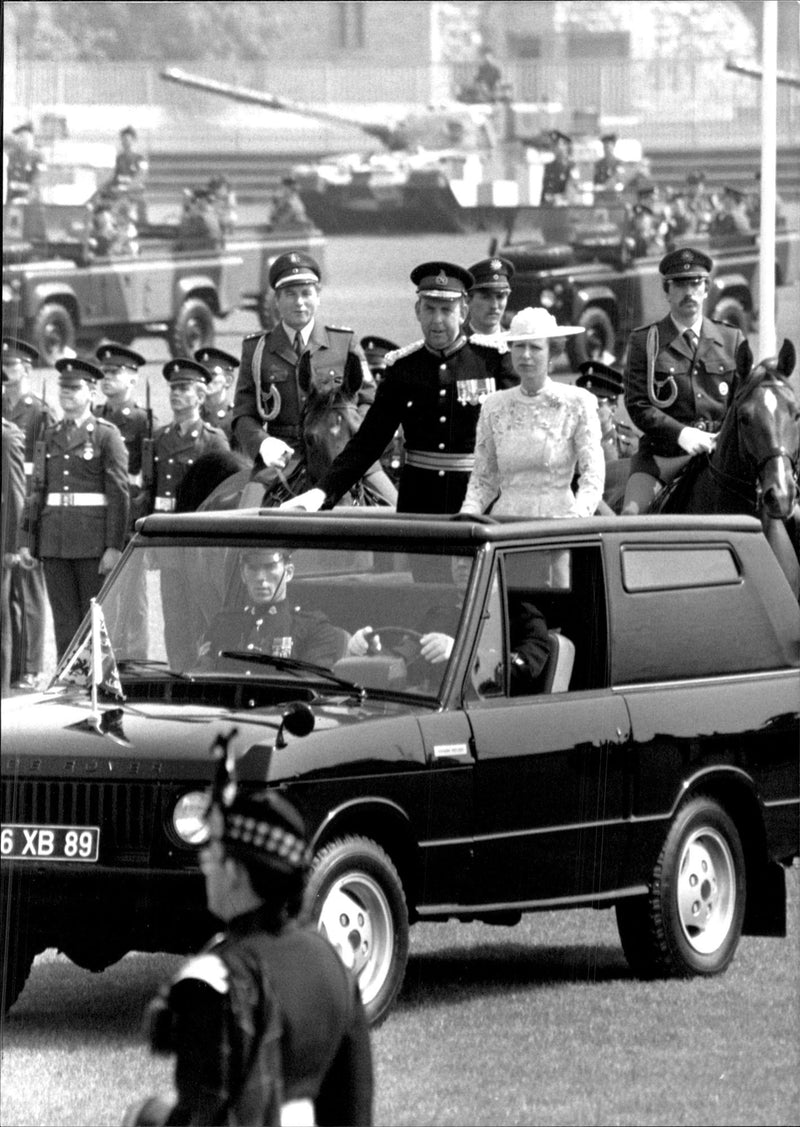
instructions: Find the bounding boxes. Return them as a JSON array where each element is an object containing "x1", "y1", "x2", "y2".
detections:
[{"x1": 368, "y1": 627, "x2": 424, "y2": 661}]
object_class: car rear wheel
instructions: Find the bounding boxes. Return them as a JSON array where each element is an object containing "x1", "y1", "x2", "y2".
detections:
[
  {"x1": 304, "y1": 835, "x2": 409, "y2": 1026},
  {"x1": 567, "y1": 306, "x2": 616, "y2": 368},
  {"x1": 616, "y1": 796, "x2": 746, "y2": 978},
  {"x1": 170, "y1": 297, "x2": 215, "y2": 357},
  {"x1": 31, "y1": 301, "x2": 77, "y2": 365}
]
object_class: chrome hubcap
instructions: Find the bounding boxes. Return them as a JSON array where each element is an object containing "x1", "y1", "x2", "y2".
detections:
[
  {"x1": 676, "y1": 828, "x2": 735, "y2": 954},
  {"x1": 317, "y1": 873, "x2": 394, "y2": 1006}
]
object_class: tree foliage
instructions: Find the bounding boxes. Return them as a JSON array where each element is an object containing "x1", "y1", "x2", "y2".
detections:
[{"x1": 6, "y1": 1, "x2": 287, "y2": 61}]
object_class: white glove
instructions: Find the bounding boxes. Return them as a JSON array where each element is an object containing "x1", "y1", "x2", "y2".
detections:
[
  {"x1": 419, "y1": 632, "x2": 454, "y2": 665},
  {"x1": 279, "y1": 487, "x2": 326, "y2": 512},
  {"x1": 348, "y1": 627, "x2": 378, "y2": 656},
  {"x1": 259, "y1": 436, "x2": 294, "y2": 468},
  {"x1": 18, "y1": 546, "x2": 37, "y2": 570},
  {"x1": 677, "y1": 426, "x2": 717, "y2": 455}
]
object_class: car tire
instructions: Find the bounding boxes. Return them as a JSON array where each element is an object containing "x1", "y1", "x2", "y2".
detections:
[
  {"x1": 170, "y1": 297, "x2": 215, "y2": 357},
  {"x1": 712, "y1": 296, "x2": 751, "y2": 334},
  {"x1": 616, "y1": 796, "x2": 746, "y2": 979},
  {"x1": 31, "y1": 302, "x2": 77, "y2": 365},
  {"x1": 1, "y1": 936, "x2": 38, "y2": 1014},
  {"x1": 568, "y1": 306, "x2": 616, "y2": 368},
  {"x1": 304, "y1": 835, "x2": 409, "y2": 1027}
]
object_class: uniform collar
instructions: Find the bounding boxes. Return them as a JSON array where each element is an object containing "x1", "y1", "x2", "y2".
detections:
[
  {"x1": 424, "y1": 334, "x2": 467, "y2": 360},
  {"x1": 282, "y1": 320, "x2": 314, "y2": 348}
]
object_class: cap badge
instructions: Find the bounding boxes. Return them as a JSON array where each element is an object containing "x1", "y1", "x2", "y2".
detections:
[
  {"x1": 289, "y1": 253, "x2": 299, "y2": 263},
  {"x1": 490, "y1": 259, "x2": 502, "y2": 272},
  {"x1": 435, "y1": 270, "x2": 449, "y2": 287}
]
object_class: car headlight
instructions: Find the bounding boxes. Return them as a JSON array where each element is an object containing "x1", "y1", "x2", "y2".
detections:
[{"x1": 172, "y1": 790, "x2": 210, "y2": 845}]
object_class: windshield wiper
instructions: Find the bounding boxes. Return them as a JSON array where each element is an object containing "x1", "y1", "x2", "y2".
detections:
[
  {"x1": 115, "y1": 659, "x2": 194, "y2": 681},
  {"x1": 219, "y1": 651, "x2": 366, "y2": 699}
]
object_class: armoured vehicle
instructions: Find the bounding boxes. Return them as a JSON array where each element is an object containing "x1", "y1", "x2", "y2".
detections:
[{"x1": 160, "y1": 67, "x2": 642, "y2": 235}]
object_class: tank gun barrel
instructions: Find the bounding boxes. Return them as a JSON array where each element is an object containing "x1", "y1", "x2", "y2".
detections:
[{"x1": 160, "y1": 67, "x2": 399, "y2": 148}]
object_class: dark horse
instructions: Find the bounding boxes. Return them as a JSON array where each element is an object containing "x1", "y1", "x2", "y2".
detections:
[{"x1": 653, "y1": 338, "x2": 800, "y2": 593}]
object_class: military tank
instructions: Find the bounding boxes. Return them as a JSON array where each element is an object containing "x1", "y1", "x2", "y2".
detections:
[{"x1": 160, "y1": 67, "x2": 574, "y2": 236}]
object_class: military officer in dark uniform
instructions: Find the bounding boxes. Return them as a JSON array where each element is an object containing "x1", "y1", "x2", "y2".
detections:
[
  {"x1": 18, "y1": 358, "x2": 129, "y2": 661},
  {"x1": 593, "y1": 133, "x2": 624, "y2": 191},
  {"x1": 464, "y1": 256, "x2": 515, "y2": 336},
  {"x1": 281, "y1": 261, "x2": 517, "y2": 516},
  {"x1": 2, "y1": 337, "x2": 56, "y2": 689},
  {"x1": 194, "y1": 346, "x2": 238, "y2": 444},
  {"x1": 622, "y1": 247, "x2": 746, "y2": 515},
  {"x1": 6, "y1": 122, "x2": 44, "y2": 203},
  {"x1": 104, "y1": 125, "x2": 148, "y2": 225},
  {"x1": 94, "y1": 342, "x2": 154, "y2": 507},
  {"x1": 232, "y1": 251, "x2": 372, "y2": 470},
  {"x1": 576, "y1": 360, "x2": 638, "y2": 514},
  {"x1": 196, "y1": 548, "x2": 349, "y2": 672},
  {"x1": 2, "y1": 419, "x2": 26, "y2": 696},
  {"x1": 540, "y1": 130, "x2": 579, "y2": 206}
]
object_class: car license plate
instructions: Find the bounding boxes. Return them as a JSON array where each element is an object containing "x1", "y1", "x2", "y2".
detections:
[{"x1": 1, "y1": 824, "x2": 100, "y2": 863}]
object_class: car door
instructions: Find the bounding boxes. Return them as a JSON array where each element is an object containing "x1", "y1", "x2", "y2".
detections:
[{"x1": 463, "y1": 544, "x2": 632, "y2": 909}]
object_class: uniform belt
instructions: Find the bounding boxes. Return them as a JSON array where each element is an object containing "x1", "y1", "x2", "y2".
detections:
[
  {"x1": 46, "y1": 492, "x2": 108, "y2": 507},
  {"x1": 404, "y1": 450, "x2": 475, "y2": 472},
  {"x1": 281, "y1": 1099, "x2": 315, "y2": 1126},
  {"x1": 154, "y1": 496, "x2": 176, "y2": 512},
  {"x1": 24, "y1": 461, "x2": 33, "y2": 476}
]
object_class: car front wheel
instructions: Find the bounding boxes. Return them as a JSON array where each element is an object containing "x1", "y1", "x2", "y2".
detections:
[
  {"x1": 304, "y1": 835, "x2": 409, "y2": 1026},
  {"x1": 616, "y1": 796, "x2": 746, "y2": 978}
]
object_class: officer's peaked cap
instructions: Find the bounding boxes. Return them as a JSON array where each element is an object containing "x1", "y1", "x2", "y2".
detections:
[
  {"x1": 360, "y1": 336, "x2": 398, "y2": 369},
  {"x1": 550, "y1": 129, "x2": 571, "y2": 145},
  {"x1": 600, "y1": 132, "x2": 618, "y2": 144},
  {"x1": 411, "y1": 261, "x2": 473, "y2": 300},
  {"x1": 468, "y1": 257, "x2": 515, "y2": 292},
  {"x1": 659, "y1": 247, "x2": 713, "y2": 280},
  {"x1": 577, "y1": 360, "x2": 624, "y2": 398},
  {"x1": 3, "y1": 337, "x2": 40, "y2": 366},
  {"x1": 269, "y1": 252, "x2": 321, "y2": 291},
  {"x1": 95, "y1": 341, "x2": 147, "y2": 369},
  {"x1": 194, "y1": 346, "x2": 240, "y2": 371},
  {"x1": 55, "y1": 357, "x2": 104, "y2": 384},
  {"x1": 162, "y1": 358, "x2": 211, "y2": 384}
]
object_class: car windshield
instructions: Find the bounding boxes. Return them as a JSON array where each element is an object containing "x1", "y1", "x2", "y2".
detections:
[{"x1": 55, "y1": 542, "x2": 477, "y2": 699}]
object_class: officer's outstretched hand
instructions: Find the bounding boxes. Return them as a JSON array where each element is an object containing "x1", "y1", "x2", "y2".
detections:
[
  {"x1": 259, "y1": 436, "x2": 294, "y2": 469},
  {"x1": 279, "y1": 488, "x2": 326, "y2": 512},
  {"x1": 419, "y1": 632, "x2": 454, "y2": 665},
  {"x1": 99, "y1": 547, "x2": 123, "y2": 575},
  {"x1": 677, "y1": 426, "x2": 717, "y2": 456}
]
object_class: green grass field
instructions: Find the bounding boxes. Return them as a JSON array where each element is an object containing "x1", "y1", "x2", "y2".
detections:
[{"x1": 1, "y1": 865, "x2": 797, "y2": 1127}]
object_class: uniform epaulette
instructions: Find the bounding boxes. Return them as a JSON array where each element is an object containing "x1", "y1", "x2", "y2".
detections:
[
  {"x1": 469, "y1": 332, "x2": 509, "y2": 354},
  {"x1": 385, "y1": 339, "x2": 425, "y2": 366},
  {"x1": 631, "y1": 322, "x2": 653, "y2": 333},
  {"x1": 243, "y1": 331, "x2": 262, "y2": 341},
  {"x1": 709, "y1": 317, "x2": 739, "y2": 329},
  {"x1": 325, "y1": 324, "x2": 355, "y2": 333}
]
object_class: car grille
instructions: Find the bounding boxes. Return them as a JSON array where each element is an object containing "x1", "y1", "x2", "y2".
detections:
[{"x1": 1, "y1": 779, "x2": 156, "y2": 856}]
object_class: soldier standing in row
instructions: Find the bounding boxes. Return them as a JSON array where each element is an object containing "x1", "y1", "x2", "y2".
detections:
[
  {"x1": 194, "y1": 346, "x2": 238, "y2": 444},
  {"x1": 281, "y1": 261, "x2": 517, "y2": 516},
  {"x1": 2, "y1": 337, "x2": 56, "y2": 690},
  {"x1": 232, "y1": 251, "x2": 372, "y2": 470},
  {"x1": 593, "y1": 132, "x2": 624, "y2": 192},
  {"x1": 19, "y1": 358, "x2": 129, "y2": 662},
  {"x1": 94, "y1": 342, "x2": 154, "y2": 506},
  {"x1": 621, "y1": 247, "x2": 746, "y2": 515},
  {"x1": 463, "y1": 256, "x2": 515, "y2": 337},
  {"x1": 540, "y1": 130, "x2": 579, "y2": 206},
  {"x1": 6, "y1": 122, "x2": 44, "y2": 204}
]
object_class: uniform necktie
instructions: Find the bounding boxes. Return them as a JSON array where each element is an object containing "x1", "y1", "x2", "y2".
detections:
[
  {"x1": 294, "y1": 332, "x2": 304, "y2": 361},
  {"x1": 684, "y1": 328, "x2": 698, "y2": 353}
]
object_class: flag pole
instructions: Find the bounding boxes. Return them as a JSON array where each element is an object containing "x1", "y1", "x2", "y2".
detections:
[
  {"x1": 759, "y1": 0, "x2": 778, "y2": 361},
  {"x1": 90, "y1": 597, "x2": 102, "y2": 720}
]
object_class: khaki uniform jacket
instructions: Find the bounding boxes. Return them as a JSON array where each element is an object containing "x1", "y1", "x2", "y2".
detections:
[{"x1": 152, "y1": 419, "x2": 230, "y2": 510}]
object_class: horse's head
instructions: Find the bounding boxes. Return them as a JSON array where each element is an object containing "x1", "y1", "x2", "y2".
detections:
[
  {"x1": 302, "y1": 386, "x2": 363, "y2": 484},
  {"x1": 731, "y1": 339, "x2": 799, "y2": 519}
]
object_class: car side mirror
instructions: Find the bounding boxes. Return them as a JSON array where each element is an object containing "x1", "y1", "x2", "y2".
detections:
[{"x1": 275, "y1": 702, "x2": 315, "y2": 749}]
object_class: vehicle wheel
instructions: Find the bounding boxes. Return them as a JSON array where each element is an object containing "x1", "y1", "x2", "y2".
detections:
[
  {"x1": 170, "y1": 297, "x2": 215, "y2": 357},
  {"x1": 1, "y1": 936, "x2": 38, "y2": 1014},
  {"x1": 305, "y1": 836, "x2": 409, "y2": 1027},
  {"x1": 568, "y1": 306, "x2": 616, "y2": 368},
  {"x1": 712, "y1": 296, "x2": 751, "y2": 334},
  {"x1": 31, "y1": 302, "x2": 77, "y2": 365},
  {"x1": 616, "y1": 796, "x2": 746, "y2": 979}
]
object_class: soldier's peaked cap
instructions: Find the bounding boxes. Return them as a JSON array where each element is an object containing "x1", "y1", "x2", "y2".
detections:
[
  {"x1": 659, "y1": 247, "x2": 712, "y2": 280},
  {"x1": 411, "y1": 261, "x2": 473, "y2": 300},
  {"x1": 468, "y1": 257, "x2": 515, "y2": 291},
  {"x1": 162, "y1": 358, "x2": 211, "y2": 384},
  {"x1": 577, "y1": 360, "x2": 624, "y2": 398},
  {"x1": 55, "y1": 357, "x2": 104, "y2": 384},
  {"x1": 193, "y1": 346, "x2": 240, "y2": 371},
  {"x1": 550, "y1": 129, "x2": 572, "y2": 144},
  {"x1": 600, "y1": 132, "x2": 618, "y2": 144},
  {"x1": 95, "y1": 341, "x2": 146, "y2": 369},
  {"x1": 360, "y1": 336, "x2": 399, "y2": 368},
  {"x1": 3, "y1": 337, "x2": 40, "y2": 366},
  {"x1": 269, "y1": 252, "x2": 321, "y2": 291}
]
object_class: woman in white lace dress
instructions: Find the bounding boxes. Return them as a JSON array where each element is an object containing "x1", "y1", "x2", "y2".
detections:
[{"x1": 460, "y1": 308, "x2": 605, "y2": 518}]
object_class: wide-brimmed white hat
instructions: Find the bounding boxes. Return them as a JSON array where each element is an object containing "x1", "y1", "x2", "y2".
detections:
[{"x1": 505, "y1": 307, "x2": 585, "y2": 340}]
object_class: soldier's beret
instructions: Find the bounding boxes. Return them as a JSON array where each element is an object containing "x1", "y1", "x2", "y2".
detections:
[
  {"x1": 577, "y1": 360, "x2": 624, "y2": 398},
  {"x1": 2, "y1": 337, "x2": 40, "y2": 366},
  {"x1": 659, "y1": 246, "x2": 713, "y2": 280},
  {"x1": 95, "y1": 341, "x2": 147, "y2": 369},
  {"x1": 600, "y1": 132, "x2": 618, "y2": 144},
  {"x1": 411, "y1": 261, "x2": 473, "y2": 300},
  {"x1": 55, "y1": 357, "x2": 104, "y2": 384},
  {"x1": 360, "y1": 336, "x2": 399, "y2": 372},
  {"x1": 550, "y1": 129, "x2": 572, "y2": 145},
  {"x1": 269, "y1": 251, "x2": 321, "y2": 291},
  {"x1": 467, "y1": 257, "x2": 515, "y2": 292},
  {"x1": 162, "y1": 358, "x2": 211, "y2": 384},
  {"x1": 210, "y1": 786, "x2": 310, "y2": 877},
  {"x1": 193, "y1": 347, "x2": 240, "y2": 372}
]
